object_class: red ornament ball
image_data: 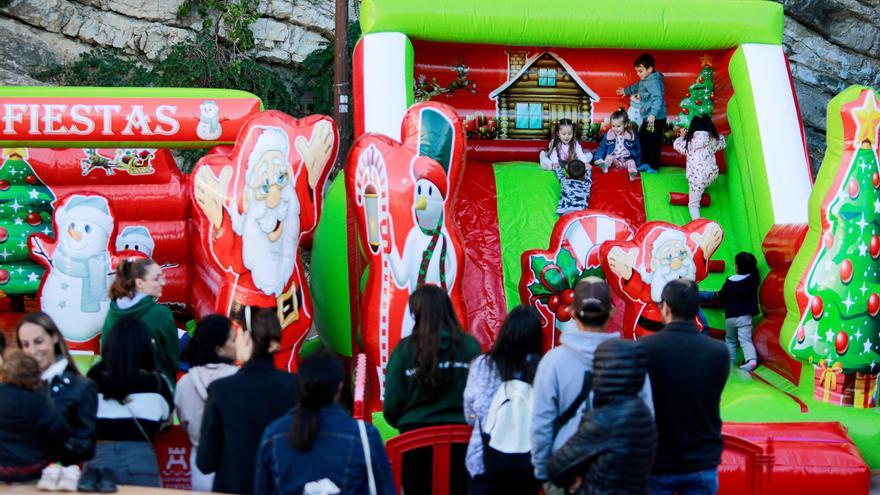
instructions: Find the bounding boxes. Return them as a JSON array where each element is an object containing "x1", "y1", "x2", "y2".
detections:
[
  {"x1": 709, "y1": 93, "x2": 715, "y2": 101},
  {"x1": 548, "y1": 295, "x2": 560, "y2": 311},
  {"x1": 870, "y1": 293, "x2": 880, "y2": 317},
  {"x1": 840, "y1": 259, "x2": 853, "y2": 284},
  {"x1": 824, "y1": 231, "x2": 834, "y2": 250},
  {"x1": 810, "y1": 296, "x2": 824, "y2": 319},
  {"x1": 686, "y1": 91, "x2": 691, "y2": 97},
  {"x1": 695, "y1": 100, "x2": 702, "y2": 106},
  {"x1": 871, "y1": 234, "x2": 880, "y2": 259},
  {"x1": 873, "y1": 172, "x2": 880, "y2": 189},
  {"x1": 0, "y1": 269, "x2": 8, "y2": 285},
  {"x1": 848, "y1": 178, "x2": 860, "y2": 199},
  {"x1": 0, "y1": 180, "x2": 9, "y2": 191},
  {"x1": 682, "y1": 108, "x2": 690, "y2": 115},
  {"x1": 796, "y1": 326, "x2": 806, "y2": 344},
  {"x1": 555, "y1": 305, "x2": 571, "y2": 322},
  {"x1": 562, "y1": 289, "x2": 575, "y2": 305},
  {"x1": 698, "y1": 77, "x2": 705, "y2": 83},
  {"x1": 0, "y1": 227, "x2": 7, "y2": 243},
  {"x1": 835, "y1": 331, "x2": 849, "y2": 355},
  {"x1": 25, "y1": 212, "x2": 40, "y2": 226},
  {"x1": 25, "y1": 174, "x2": 37, "y2": 185}
]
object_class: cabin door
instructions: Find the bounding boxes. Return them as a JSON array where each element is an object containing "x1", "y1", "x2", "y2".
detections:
[{"x1": 549, "y1": 104, "x2": 579, "y2": 124}]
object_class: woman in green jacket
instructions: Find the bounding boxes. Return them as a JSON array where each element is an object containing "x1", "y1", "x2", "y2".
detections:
[
  {"x1": 383, "y1": 285, "x2": 482, "y2": 495},
  {"x1": 101, "y1": 258, "x2": 179, "y2": 386}
]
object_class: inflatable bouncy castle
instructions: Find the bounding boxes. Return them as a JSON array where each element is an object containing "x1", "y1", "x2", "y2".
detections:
[{"x1": 308, "y1": 0, "x2": 879, "y2": 491}]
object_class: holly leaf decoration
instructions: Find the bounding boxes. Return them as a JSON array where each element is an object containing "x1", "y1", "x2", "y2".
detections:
[
  {"x1": 528, "y1": 280, "x2": 553, "y2": 298},
  {"x1": 556, "y1": 248, "x2": 579, "y2": 288}
]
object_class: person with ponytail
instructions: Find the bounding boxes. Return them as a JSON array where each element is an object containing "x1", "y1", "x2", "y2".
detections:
[
  {"x1": 197, "y1": 309, "x2": 299, "y2": 494},
  {"x1": 254, "y1": 351, "x2": 395, "y2": 494},
  {"x1": 531, "y1": 277, "x2": 654, "y2": 495},
  {"x1": 101, "y1": 258, "x2": 179, "y2": 385},
  {"x1": 174, "y1": 315, "x2": 238, "y2": 491},
  {"x1": 383, "y1": 285, "x2": 482, "y2": 495}
]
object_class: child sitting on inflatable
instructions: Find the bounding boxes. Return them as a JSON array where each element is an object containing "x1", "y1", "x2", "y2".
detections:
[
  {"x1": 540, "y1": 119, "x2": 592, "y2": 170},
  {"x1": 673, "y1": 115, "x2": 727, "y2": 220},
  {"x1": 553, "y1": 159, "x2": 592, "y2": 215},
  {"x1": 593, "y1": 108, "x2": 642, "y2": 181}
]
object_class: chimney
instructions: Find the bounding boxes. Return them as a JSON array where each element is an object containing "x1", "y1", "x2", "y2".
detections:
[{"x1": 507, "y1": 51, "x2": 527, "y2": 80}]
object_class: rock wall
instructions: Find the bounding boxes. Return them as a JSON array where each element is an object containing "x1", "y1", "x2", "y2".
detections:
[{"x1": 0, "y1": 0, "x2": 875, "y2": 170}]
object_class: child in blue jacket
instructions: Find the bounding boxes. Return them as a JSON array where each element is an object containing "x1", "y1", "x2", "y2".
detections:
[{"x1": 593, "y1": 109, "x2": 642, "y2": 181}]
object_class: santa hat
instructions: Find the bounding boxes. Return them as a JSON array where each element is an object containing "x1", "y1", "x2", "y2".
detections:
[
  {"x1": 116, "y1": 226, "x2": 155, "y2": 255},
  {"x1": 245, "y1": 126, "x2": 290, "y2": 186},
  {"x1": 412, "y1": 156, "x2": 448, "y2": 198},
  {"x1": 57, "y1": 195, "x2": 113, "y2": 235}
]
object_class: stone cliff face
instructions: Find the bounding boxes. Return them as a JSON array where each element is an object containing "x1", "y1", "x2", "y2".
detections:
[{"x1": 0, "y1": 0, "x2": 876, "y2": 170}]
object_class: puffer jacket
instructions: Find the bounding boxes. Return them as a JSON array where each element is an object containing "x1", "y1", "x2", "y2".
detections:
[{"x1": 548, "y1": 339, "x2": 657, "y2": 495}]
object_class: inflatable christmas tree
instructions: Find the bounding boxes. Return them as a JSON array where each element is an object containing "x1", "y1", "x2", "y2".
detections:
[
  {"x1": 676, "y1": 63, "x2": 715, "y2": 128},
  {"x1": 787, "y1": 87, "x2": 880, "y2": 408},
  {"x1": 0, "y1": 148, "x2": 55, "y2": 295}
]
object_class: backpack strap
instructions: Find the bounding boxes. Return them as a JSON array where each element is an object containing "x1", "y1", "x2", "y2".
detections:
[{"x1": 552, "y1": 370, "x2": 592, "y2": 436}]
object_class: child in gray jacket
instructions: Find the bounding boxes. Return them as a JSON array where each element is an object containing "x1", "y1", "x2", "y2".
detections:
[{"x1": 617, "y1": 53, "x2": 667, "y2": 173}]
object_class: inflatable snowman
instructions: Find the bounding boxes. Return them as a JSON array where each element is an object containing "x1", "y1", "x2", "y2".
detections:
[
  {"x1": 41, "y1": 195, "x2": 114, "y2": 342},
  {"x1": 116, "y1": 225, "x2": 155, "y2": 258},
  {"x1": 196, "y1": 101, "x2": 222, "y2": 141},
  {"x1": 388, "y1": 157, "x2": 457, "y2": 338}
]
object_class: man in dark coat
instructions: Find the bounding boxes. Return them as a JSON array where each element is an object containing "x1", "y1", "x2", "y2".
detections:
[{"x1": 548, "y1": 339, "x2": 657, "y2": 494}]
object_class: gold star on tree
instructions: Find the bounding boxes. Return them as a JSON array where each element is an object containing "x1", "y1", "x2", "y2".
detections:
[
  {"x1": 700, "y1": 54, "x2": 714, "y2": 67},
  {"x1": 1, "y1": 148, "x2": 28, "y2": 161},
  {"x1": 853, "y1": 90, "x2": 880, "y2": 147}
]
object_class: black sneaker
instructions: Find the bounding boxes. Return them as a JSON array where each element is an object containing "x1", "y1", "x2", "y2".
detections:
[
  {"x1": 95, "y1": 469, "x2": 117, "y2": 493},
  {"x1": 76, "y1": 466, "x2": 98, "y2": 492}
]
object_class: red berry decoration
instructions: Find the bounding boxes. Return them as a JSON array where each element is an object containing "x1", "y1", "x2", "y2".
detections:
[
  {"x1": 873, "y1": 172, "x2": 880, "y2": 189},
  {"x1": 870, "y1": 293, "x2": 880, "y2": 317},
  {"x1": 848, "y1": 178, "x2": 860, "y2": 199},
  {"x1": 810, "y1": 296, "x2": 824, "y2": 319},
  {"x1": 25, "y1": 212, "x2": 40, "y2": 226},
  {"x1": 872, "y1": 235, "x2": 880, "y2": 259},
  {"x1": 548, "y1": 295, "x2": 560, "y2": 311},
  {"x1": 0, "y1": 269, "x2": 8, "y2": 285},
  {"x1": 562, "y1": 289, "x2": 575, "y2": 305},
  {"x1": 796, "y1": 326, "x2": 806, "y2": 344},
  {"x1": 840, "y1": 259, "x2": 853, "y2": 284},
  {"x1": 695, "y1": 100, "x2": 702, "y2": 106},
  {"x1": 25, "y1": 174, "x2": 37, "y2": 185},
  {"x1": 0, "y1": 180, "x2": 8, "y2": 191},
  {"x1": 555, "y1": 305, "x2": 571, "y2": 322},
  {"x1": 824, "y1": 231, "x2": 834, "y2": 250},
  {"x1": 835, "y1": 331, "x2": 849, "y2": 355}
]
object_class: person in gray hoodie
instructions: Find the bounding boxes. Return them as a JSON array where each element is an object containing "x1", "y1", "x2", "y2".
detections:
[
  {"x1": 531, "y1": 277, "x2": 653, "y2": 495},
  {"x1": 617, "y1": 53, "x2": 667, "y2": 172},
  {"x1": 174, "y1": 315, "x2": 238, "y2": 492}
]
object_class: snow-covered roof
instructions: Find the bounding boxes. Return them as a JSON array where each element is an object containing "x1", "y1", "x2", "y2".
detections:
[{"x1": 489, "y1": 51, "x2": 600, "y2": 101}]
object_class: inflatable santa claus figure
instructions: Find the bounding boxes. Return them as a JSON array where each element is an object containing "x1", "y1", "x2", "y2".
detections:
[
  {"x1": 602, "y1": 220, "x2": 722, "y2": 338},
  {"x1": 386, "y1": 156, "x2": 458, "y2": 338},
  {"x1": 193, "y1": 113, "x2": 336, "y2": 370}
]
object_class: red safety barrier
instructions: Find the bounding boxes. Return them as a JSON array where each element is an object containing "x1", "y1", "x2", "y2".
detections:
[{"x1": 384, "y1": 425, "x2": 472, "y2": 495}]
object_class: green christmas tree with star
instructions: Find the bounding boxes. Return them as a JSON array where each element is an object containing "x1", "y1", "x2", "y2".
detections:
[
  {"x1": 0, "y1": 149, "x2": 55, "y2": 295},
  {"x1": 676, "y1": 63, "x2": 715, "y2": 128},
  {"x1": 788, "y1": 114, "x2": 880, "y2": 388}
]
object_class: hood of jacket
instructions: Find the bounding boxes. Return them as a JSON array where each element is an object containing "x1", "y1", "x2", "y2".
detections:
[
  {"x1": 592, "y1": 339, "x2": 648, "y2": 407},
  {"x1": 188, "y1": 363, "x2": 239, "y2": 401},
  {"x1": 559, "y1": 330, "x2": 620, "y2": 368},
  {"x1": 644, "y1": 71, "x2": 664, "y2": 85},
  {"x1": 109, "y1": 294, "x2": 156, "y2": 319}
]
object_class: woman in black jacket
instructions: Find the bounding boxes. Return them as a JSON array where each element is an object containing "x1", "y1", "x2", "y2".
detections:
[
  {"x1": 197, "y1": 309, "x2": 300, "y2": 495},
  {"x1": 548, "y1": 339, "x2": 657, "y2": 495},
  {"x1": 0, "y1": 350, "x2": 72, "y2": 482},
  {"x1": 16, "y1": 312, "x2": 98, "y2": 467}
]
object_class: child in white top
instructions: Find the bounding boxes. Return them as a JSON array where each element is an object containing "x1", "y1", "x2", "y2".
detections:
[
  {"x1": 673, "y1": 115, "x2": 727, "y2": 220},
  {"x1": 540, "y1": 119, "x2": 592, "y2": 170}
]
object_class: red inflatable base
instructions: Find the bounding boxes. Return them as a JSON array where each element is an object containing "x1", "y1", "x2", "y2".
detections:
[{"x1": 720, "y1": 422, "x2": 870, "y2": 494}]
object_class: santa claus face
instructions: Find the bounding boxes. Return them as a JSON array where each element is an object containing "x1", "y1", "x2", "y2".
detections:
[
  {"x1": 414, "y1": 178, "x2": 444, "y2": 230},
  {"x1": 241, "y1": 150, "x2": 300, "y2": 298},
  {"x1": 648, "y1": 234, "x2": 696, "y2": 302},
  {"x1": 61, "y1": 219, "x2": 109, "y2": 256}
]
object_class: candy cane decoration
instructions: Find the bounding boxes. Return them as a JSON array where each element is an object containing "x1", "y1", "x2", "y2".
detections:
[{"x1": 354, "y1": 145, "x2": 393, "y2": 395}]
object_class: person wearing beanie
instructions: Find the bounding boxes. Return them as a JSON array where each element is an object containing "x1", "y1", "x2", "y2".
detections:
[
  {"x1": 530, "y1": 277, "x2": 654, "y2": 495},
  {"x1": 548, "y1": 339, "x2": 658, "y2": 494}
]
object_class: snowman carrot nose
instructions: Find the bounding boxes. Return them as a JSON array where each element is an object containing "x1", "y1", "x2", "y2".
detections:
[
  {"x1": 68, "y1": 225, "x2": 82, "y2": 241},
  {"x1": 415, "y1": 196, "x2": 427, "y2": 211}
]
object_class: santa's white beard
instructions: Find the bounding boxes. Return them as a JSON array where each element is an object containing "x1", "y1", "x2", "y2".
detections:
[
  {"x1": 240, "y1": 185, "x2": 300, "y2": 298},
  {"x1": 644, "y1": 260, "x2": 697, "y2": 303}
]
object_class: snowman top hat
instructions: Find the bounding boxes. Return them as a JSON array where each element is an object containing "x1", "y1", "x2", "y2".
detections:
[{"x1": 57, "y1": 195, "x2": 113, "y2": 235}]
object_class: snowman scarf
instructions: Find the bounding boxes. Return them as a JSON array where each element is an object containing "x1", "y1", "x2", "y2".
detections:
[
  {"x1": 417, "y1": 215, "x2": 448, "y2": 289},
  {"x1": 54, "y1": 247, "x2": 110, "y2": 312}
]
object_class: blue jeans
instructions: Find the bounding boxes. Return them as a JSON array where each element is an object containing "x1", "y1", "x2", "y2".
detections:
[
  {"x1": 649, "y1": 467, "x2": 718, "y2": 495},
  {"x1": 87, "y1": 441, "x2": 160, "y2": 487}
]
